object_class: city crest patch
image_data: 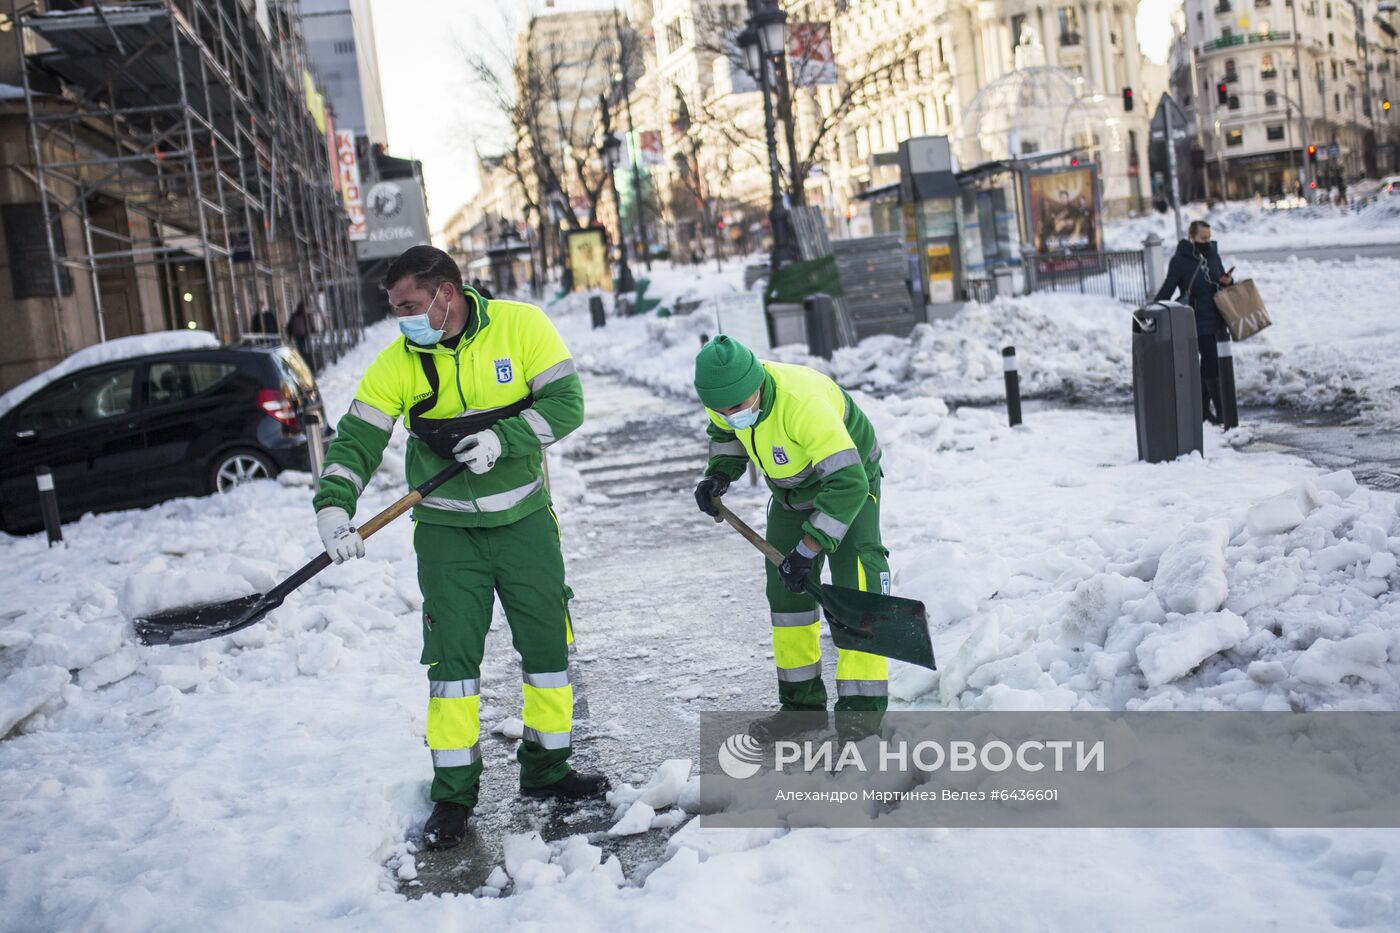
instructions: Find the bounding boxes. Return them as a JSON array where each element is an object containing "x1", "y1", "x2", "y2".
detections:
[
  {"x1": 772, "y1": 446, "x2": 789, "y2": 465},
  {"x1": 494, "y1": 358, "x2": 514, "y2": 383}
]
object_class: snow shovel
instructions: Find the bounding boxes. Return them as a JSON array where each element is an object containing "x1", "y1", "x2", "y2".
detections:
[
  {"x1": 711, "y1": 499, "x2": 936, "y2": 670},
  {"x1": 134, "y1": 453, "x2": 473, "y2": 647}
]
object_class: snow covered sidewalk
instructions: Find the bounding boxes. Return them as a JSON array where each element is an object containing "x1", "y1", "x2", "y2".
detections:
[{"x1": 2, "y1": 300, "x2": 1400, "y2": 928}]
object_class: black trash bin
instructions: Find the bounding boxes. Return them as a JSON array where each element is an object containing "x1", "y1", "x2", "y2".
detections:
[
  {"x1": 588, "y1": 295, "x2": 606, "y2": 329},
  {"x1": 1132, "y1": 301, "x2": 1202, "y2": 463},
  {"x1": 803, "y1": 294, "x2": 839, "y2": 360}
]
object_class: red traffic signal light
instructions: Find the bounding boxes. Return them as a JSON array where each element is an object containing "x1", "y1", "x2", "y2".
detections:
[
  {"x1": 1217, "y1": 83, "x2": 1229, "y2": 105},
  {"x1": 1122, "y1": 86, "x2": 1134, "y2": 111},
  {"x1": 1307, "y1": 144, "x2": 1317, "y2": 156},
  {"x1": 1070, "y1": 157, "x2": 1080, "y2": 166}
]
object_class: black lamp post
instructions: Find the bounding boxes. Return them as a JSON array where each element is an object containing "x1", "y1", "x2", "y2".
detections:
[
  {"x1": 741, "y1": 3, "x2": 798, "y2": 277},
  {"x1": 600, "y1": 126, "x2": 636, "y2": 293}
]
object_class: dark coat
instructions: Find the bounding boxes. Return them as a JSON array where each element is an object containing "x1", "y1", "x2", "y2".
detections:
[{"x1": 1153, "y1": 238, "x2": 1228, "y2": 335}]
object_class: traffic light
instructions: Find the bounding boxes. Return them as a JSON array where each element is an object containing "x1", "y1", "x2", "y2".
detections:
[
  {"x1": 1307, "y1": 143, "x2": 1317, "y2": 157},
  {"x1": 1217, "y1": 83, "x2": 1230, "y2": 105},
  {"x1": 1122, "y1": 86, "x2": 1134, "y2": 111},
  {"x1": 1384, "y1": 99, "x2": 1393, "y2": 113},
  {"x1": 1070, "y1": 157, "x2": 1080, "y2": 166}
]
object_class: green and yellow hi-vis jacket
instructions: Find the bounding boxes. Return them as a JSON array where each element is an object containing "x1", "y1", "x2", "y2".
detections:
[
  {"x1": 704, "y1": 360, "x2": 881, "y2": 552},
  {"x1": 312, "y1": 287, "x2": 582, "y2": 528}
]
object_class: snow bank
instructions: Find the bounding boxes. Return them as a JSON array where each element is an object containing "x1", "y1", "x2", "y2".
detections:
[{"x1": 1105, "y1": 198, "x2": 1400, "y2": 252}]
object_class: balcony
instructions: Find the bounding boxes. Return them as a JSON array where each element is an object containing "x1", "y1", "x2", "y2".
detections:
[
  {"x1": 1059, "y1": 31, "x2": 1081, "y2": 46},
  {"x1": 1215, "y1": 1, "x2": 1231, "y2": 13},
  {"x1": 1262, "y1": 68, "x2": 1279, "y2": 78},
  {"x1": 1197, "y1": 30, "x2": 1293, "y2": 55}
]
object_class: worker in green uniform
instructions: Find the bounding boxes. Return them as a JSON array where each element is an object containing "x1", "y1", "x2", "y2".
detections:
[
  {"x1": 692, "y1": 336, "x2": 890, "y2": 719},
  {"x1": 313, "y1": 246, "x2": 608, "y2": 851}
]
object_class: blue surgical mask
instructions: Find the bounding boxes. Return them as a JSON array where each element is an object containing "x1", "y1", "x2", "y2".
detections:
[
  {"x1": 724, "y1": 405, "x2": 762, "y2": 430},
  {"x1": 399, "y1": 287, "x2": 446, "y2": 345}
]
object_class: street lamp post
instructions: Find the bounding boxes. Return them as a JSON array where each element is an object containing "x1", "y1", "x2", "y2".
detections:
[
  {"x1": 740, "y1": 6, "x2": 797, "y2": 278},
  {"x1": 600, "y1": 107, "x2": 636, "y2": 294}
]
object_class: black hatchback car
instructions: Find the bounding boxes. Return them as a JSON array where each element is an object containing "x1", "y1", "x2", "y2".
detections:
[{"x1": 0, "y1": 343, "x2": 331, "y2": 535}]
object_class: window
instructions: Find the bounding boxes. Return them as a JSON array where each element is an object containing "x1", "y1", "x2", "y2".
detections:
[
  {"x1": 1264, "y1": 89, "x2": 1279, "y2": 106},
  {"x1": 1267, "y1": 124, "x2": 1286, "y2": 139},
  {"x1": 1328, "y1": 32, "x2": 1335, "y2": 46},
  {"x1": 145, "y1": 361, "x2": 238, "y2": 406},
  {"x1": 1012, "y1": 13, "x2": 1028, "y2": 48},
  {"x1": 1335, "y1": 92, "x2": 1341, "y2": 110},
  {"x1": 1227, "y1": 128, "x2": 1244, "y2": 146},
  {"x1": 666, "y1": 19, "x2": 683, "y2": 56},
  {"x1": 333, "y1": 40, "x2": 355, "y2": 56},
  {"x1": 1225, "y1": 58, "x2": 1238, "y2": 80},
  {"x1": 1332, "y1": 61, "x2": 1339, "y2": 79},
  {"x1": 15, "y1": 367, "x2": 137, "y2": 434},
  {"x1": 1326, "y1": 1, "x2": 1331, "y2": 15},
  {"x1": 1058, "y1": 6, "x2": 1080, "y2": 44},
  {"x1": 1229, "y1": 94, "x2": 1241, "y2": 109},
  {"x1": 1262, "y1": 54, "x2": 1277, "y2": 78}
]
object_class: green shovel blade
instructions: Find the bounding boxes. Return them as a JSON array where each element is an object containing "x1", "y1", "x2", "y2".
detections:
[{"x1": 811, "y1": 582, "x2": 937, "y2": 670}]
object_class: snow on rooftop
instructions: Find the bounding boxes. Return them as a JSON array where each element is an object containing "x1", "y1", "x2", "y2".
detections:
[{"x1": 0, "y1": 330, "x2": 220, "y2": 420}]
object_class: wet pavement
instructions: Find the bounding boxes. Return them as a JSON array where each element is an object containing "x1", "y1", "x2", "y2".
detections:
[
  {"x1": 1240, "y1": 405, "x2": 1400, "y2": 492},
  {"x1": 402, "y1": 375, "x2": 798, "y2": 896}
]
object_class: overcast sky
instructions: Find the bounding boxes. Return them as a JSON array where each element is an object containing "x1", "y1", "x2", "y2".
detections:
[{"x1": 369, "y1": 0, "x2": 1181, "y2": 232}]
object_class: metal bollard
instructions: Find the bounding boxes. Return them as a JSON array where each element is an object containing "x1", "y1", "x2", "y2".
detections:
[
  {"x1": 305, "y1": 409, "x2": 326, "y2": 491},
  {"x1": 1218, "y1": 338, "x2": 1239, "y2": 430},
  {"x1": 589, "y1": 295, "x2": 606, "y2": 329},
  {"x1": 1002, "y1": 346, "x2": 1023, "y2": 427},
  {"x1": 35, "y1": 466, "x2": 62, "y2": 547}
]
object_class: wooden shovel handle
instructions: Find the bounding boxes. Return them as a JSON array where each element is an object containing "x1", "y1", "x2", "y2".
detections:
[
  {"x1": 713, "y1": 498, "x2": 787, "y2": 567},
  {"x1": 355, "y1": 453, "x2": 472, "y2": 540}
]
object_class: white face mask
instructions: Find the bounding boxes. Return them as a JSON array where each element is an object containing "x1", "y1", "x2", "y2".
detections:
[
  {"x1": 398, "y1": 286, "x2": 447, "y2": 345},
  {"x1": 724, "y1": 403, "x2": 762, "y2": 430}
]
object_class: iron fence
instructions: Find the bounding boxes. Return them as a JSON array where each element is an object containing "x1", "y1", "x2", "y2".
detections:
[{"x1": 1026, "y1": 249, "x2": 1151, "y2": 306}]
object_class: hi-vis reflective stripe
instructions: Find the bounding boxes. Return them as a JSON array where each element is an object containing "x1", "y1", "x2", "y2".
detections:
[
  {"x1": 522, "y1": 669, "x2": 569, "y2": 689},
  {"x1": 521, "y1": 408, "x2": 557, "y2": 447},
  {"x1": 528, "y1": 358, "x2": 577, "y2": 391},
  {"x1": 348, "y1": 399, "x2": 396, "y2": 432},
  {"x1": 421, "y1": 477, "x2": 543, "y2": 513},
  {"x1": 771, "y1": 609, "x2": 821, "y2": 627},
  {"x1": 321, "y1": 463, "x2": 365, "y2": 493},
  {"x1": 836, "y1": 679, "x2": 889, "y2": 697},
  {"x1": 522, "y1": 726, "x2": 571, "y2": 749},
  {"x1": 769, "y1": 468, "x2": 815, "y2": 489},
  {"x1": 776, "y1": 661, "x2": 821, "y2": 682},
  {"x1": 868, "y1": 440, "x2": 882, "y2": 463},
  {"x1": 431, "y1": 746, "x2": 480, "y2": 767},
  {"x1": 811, "y1": 511, "x2": 850, "y2": 541},
  {"x1": 429, "y1": 678, "x2": 481, "y2": 698},
  {"x1": 813, "y1": 448, "x2": 861, "y2": 476},
  {"x1": 709, "y1": 438, "x2": 746, "y2": 458}
]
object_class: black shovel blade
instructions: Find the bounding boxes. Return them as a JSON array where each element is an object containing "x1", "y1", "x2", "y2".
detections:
[
  {"x1": 133, "y1": 592, "x2": 273, "y2": 647},
  {"x1": 814, "y1": 583, "x2": 937, "y2": 670}
]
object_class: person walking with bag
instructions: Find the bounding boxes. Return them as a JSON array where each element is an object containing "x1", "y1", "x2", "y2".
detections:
[{"x1": 1153, "y1": 220, "x2": 1234, "y2": 425}]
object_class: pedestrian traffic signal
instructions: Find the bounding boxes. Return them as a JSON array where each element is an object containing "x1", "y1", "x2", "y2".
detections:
[
  {"x1": 1123, "y1": 86, "x2": 1134, "y2": 111},
  {"x1": 1217, "y1": 83, "x2": 1230, "y2": 105}
]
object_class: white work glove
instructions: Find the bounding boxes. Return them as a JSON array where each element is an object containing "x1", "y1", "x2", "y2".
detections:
[
  {"x1": 452, "y1": 430, "x2": 501, "y2": 475},
  {"x1": 317, "y1": 506, "x2": 365, "y2": 564}
]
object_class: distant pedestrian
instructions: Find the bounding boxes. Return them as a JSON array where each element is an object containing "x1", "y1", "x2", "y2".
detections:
[
  {"x1": 286, "y1": 301, "x2": 312, "y2": 367},
  {"x1": 1152, "y1": 219, "x2": 1235, "y2": 425},
  {"x1": 251, "y1": 308, "x2": 278, "y2": 338}
]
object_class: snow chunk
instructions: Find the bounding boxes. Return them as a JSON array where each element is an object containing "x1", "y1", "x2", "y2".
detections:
[
  {"x1": 1059, "y1": 574, "x2": 1150, "y2": 646},
  {"x1": 1153, "y1": 521, "x2": 1230, "y2": 614},
  {"x1": 1246, "y1": 492, "x2": 1307, "y2": 537},
  {"x1": 608, "y1": 800, "x2": 656, "y2": 836},
  {"x1": 1368, "y1": 552, "x2": 1397, "y2": 579},
  {"x1": 1314, "y1": 469, "x2": 1359, "y2": 499},
  {"x1": 637, "y1": 758, "x2": 692, "y2": 809},
  {"x1": 491, "y1": 717, "x2": 524, "y2": 740},
  {"x1": 502, "y1": 831, "x2": 552, "y2": 878},
  {"x1": 1135, "y1": 610, "x2": 1249, "y2": 687},
  {"x1": 120, "y1": 572, "x2": 252, "y2": 619},
  {"x1": 939, "y1": 614, "x2": 1001, "y2": 705},
  {"x1": 555, "y1": 835, "x2": 603, "y2": 876},
  {"x1": 512, "y1": 859, "x2": 564, "y2": 891},
  {"x1": 1293, "y1": 631, "x2": 1391, "y2": 686},
  {"x1": 1314, "y1": 542, "x2": 1373, "y2": 574},
  {"x1": 0, "y1": 665, "x2": 70, "y2": 735}
]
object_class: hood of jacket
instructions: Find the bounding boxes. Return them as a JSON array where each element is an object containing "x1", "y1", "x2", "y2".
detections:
[{"x1": 1175, "y1": 238, "x2": 1216, "y2": 260}]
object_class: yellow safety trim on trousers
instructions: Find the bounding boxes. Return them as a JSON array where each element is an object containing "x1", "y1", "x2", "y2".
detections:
[
  {"x1": 836, "y1": 557, "x2": 888, "y2": 685},
  {"x1": 426, "y1": 694, "x2": 481, "y2": 751},
  {"x1": 772, "y1": 622, "x2": 821, "y2": 673},
  {"x1": 522, "y1": 682, "x2": 573, "y2": 737}
]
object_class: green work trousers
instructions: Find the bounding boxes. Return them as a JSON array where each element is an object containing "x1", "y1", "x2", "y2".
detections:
[{"x1": 415, "y1": 505, "x2": 575, "y2": 806}]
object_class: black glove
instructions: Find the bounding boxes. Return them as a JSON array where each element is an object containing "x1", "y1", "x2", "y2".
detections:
[
  {"x1": 695, "y1": 474, "x2": 730, "y2": 518},
  {"x1": 779, "y1": 547, "x2": 816, "y2": 594}
]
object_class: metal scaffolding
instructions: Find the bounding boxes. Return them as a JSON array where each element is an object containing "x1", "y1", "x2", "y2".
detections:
[{"x1": 13, "y1": 0, "x2": 362, "y2": 365}]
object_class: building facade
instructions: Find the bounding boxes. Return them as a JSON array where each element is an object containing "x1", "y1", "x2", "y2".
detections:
[{"x1": 297, "y1": 0, "x2": 389, "y2": 146}]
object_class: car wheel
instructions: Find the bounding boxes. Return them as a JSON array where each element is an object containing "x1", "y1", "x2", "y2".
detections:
[{"x1": 210, "y1": 448, "x2": 277, "y2": 494}]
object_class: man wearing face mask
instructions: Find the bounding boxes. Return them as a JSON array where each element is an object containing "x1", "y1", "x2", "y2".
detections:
[
  {"x1": 1153, "y1": 220, "x2": 1235, "y2": 425},
  {"x1": 311, "y1": 245, "x2": 607, "y2": 852},
  {"x1": 692, "y1": 336, "x2": 890, "y2": 721}
]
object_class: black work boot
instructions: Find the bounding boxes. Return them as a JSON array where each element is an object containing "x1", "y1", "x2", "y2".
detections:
[
  {"x1": 521, "y1": 769, "x2": 611, "y2": 801},
  {"x1": 422, "y1": 801, "x2": 472, "y2": 850}
]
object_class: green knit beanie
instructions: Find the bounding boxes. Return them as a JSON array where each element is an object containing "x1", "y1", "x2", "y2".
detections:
[{"x1": 694, "y1": 335, "x2": 764, "y2": 410}]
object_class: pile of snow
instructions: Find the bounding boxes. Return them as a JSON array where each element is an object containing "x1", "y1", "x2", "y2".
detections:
[
  {"x1": 1106, "y1": 198, "x2": 1400, "y2": 252},
  {"x1": 0, "y1": 330, "x2": 221, "y2": 419}
]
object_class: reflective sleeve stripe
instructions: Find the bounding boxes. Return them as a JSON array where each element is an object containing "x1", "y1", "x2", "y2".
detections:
[
  {"x1": 521, "y1": 726, "x2": 571, "y2": 749},
  {"x1": 348, "y1": 399, "x2": 396, "y2": 432},
  {"x1": 528, "y1": 358, "x2": 578, "y2": 391},
  {"x1": 522, "y1": 670, "x2": 570, "y2": 689},
  {"x1": 420, "y1": 477, "x2": 543, "y2": 513},
  {"x1": 429, "y1": 678, "x2": 481, "y2": 699},
  {"x1": 785, "y1": 497, "x2": 816, "y2": 511},
  {"x1": 430, "y1": 746, "x2": 480, "y2": 768},
  {"x1": 709, "y1": 439, "x2": 746, "y2": 458},
  {"x1": 769, "y1": 468, "x2": 815, "y2": 488},
  {"x1": 813, "y1": 448, "x2": 861, "y2": 476},
  {"x1": 521, "y1": 408, "x2": 557, "y2": 448},
  {"x1": 776, "y1": 661, "x2": 822, "y2": 683},
  {"x1": 810, "y1": 511, "x2": 851, "y2": 541},
  {"x1": 836, "y1": 679, "x2": 889, "y2": 697},
  {"x1": 771, "y1": 609, "x2": 821, "y2": 627},
  {"x1": 868, "y1": 440, "x2": 882, "y2": 463},
  {"x1": 320, "y1": 463, "x2": 365, "y2": 494}
]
